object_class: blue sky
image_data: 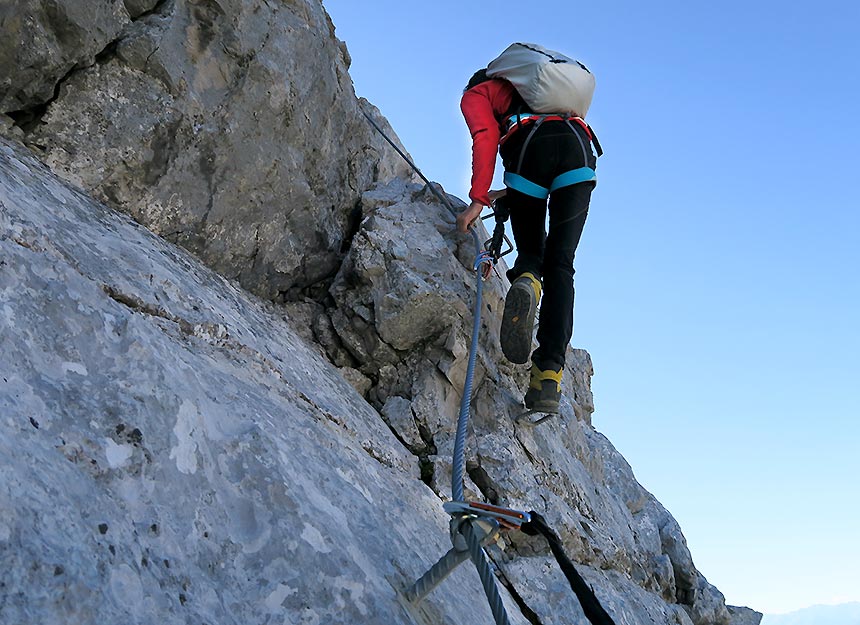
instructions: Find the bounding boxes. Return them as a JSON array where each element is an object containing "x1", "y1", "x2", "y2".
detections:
[{"x1": 324, "y1": 0, "x2": 860, "y2": 615}]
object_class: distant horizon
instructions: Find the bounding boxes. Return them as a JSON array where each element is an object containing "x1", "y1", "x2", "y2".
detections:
[
  {"x1": 761, "y1": 600, "x2": 860, "y2": 625},
  {"x1": 766, "y1": 599, "x2": 860, "y2": 616}
]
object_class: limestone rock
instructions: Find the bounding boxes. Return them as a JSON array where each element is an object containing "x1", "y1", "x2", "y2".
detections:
[
  {"x1": 2, "y1": 0, "x2": 415, "y2": 303},
  {"x1": 281, "y1": 298, "x2": 324, "y2": 352},
  {"x1": 0, "y1": 0, "x2": 136, "y2": 111},
  {"x1": 123, "y1": 0, "x2": 160, "y2": 19},
  {"x1": 0, "y1": 1, "x2": 761, "y2": 622},
  {"x1": 338, "y1": 366, "x2": 372, "y2": 397},
  {"x1": 0, "y1": 138, "x2": 515, "y2": 625},
  {"x1": 324, "y1": 177, "x2": 738, "y2": 624},
  {"x1": 0, "y1": 114, "x2": 23, "y2": 142},
  {"x1": 312, "y1": 309, "x2": 357, "y2": 368},
  {"x1": 1, "y1": 129, "x2": 752, "y2": 625},
  {"x1": 381, "y1": 396, "x2": 426, "y2": 453},
  {"x1": 728, "y1": 605, "x2": 764, "y2": 625}
]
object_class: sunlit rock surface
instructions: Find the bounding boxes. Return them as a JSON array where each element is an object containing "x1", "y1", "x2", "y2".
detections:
[
  {"x1": 1, "y1": 139, "x2": 489, "y2": 625},
  {"x1": 1, "y1": 0, "x2": 413, "y2": 301},
  {"x1": 1, "y1": 1, "x2": 761, "y2": 623},
  {"x1": 0, "y1": 0, "x2": 160, "y2": 111},
  {"x1": 1, "y1": 140, "x2": 759, "y2": 624}
]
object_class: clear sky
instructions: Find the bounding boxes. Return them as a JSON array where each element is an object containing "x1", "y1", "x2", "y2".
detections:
[{"x1": 323, "y1": 0, "x2": 860, "y2": 616}]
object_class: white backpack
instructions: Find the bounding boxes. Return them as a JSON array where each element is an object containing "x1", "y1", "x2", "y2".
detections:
[{"x1": 486, "y1": 43, "x2": 595, "y2": 118}]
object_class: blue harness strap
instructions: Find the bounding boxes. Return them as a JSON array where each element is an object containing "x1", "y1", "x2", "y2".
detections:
[
  {"x1": 505, "y1": 167, "x2": 596, "y2": 199},
  {"x1": 504, "y1": 112, "x2": 598, "y2": 200},
  {"x1": 549, "y1": 167, "x2": 596, "y2": 191},
  {"x1": 504, "y1": 172, "x2": 549, "y2": 199}
]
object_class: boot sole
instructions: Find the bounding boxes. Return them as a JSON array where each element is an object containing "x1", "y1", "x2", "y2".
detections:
[
  {"x1": 500, "y1": 283, "x2": 536, "y2": 364},
  {"x1": 525, "y1": 400, "x2": 560, "y2": 414}
]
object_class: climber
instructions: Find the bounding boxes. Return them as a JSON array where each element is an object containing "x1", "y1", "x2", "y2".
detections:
[{"x1": 456, "y1": 44, "x2": 601, "y2": 415}]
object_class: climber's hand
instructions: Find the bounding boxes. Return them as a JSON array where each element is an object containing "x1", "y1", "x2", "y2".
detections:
[
  {"x1": 456, "y1": 201, "x2": 484, "y2": 233},
  {"x1": 488, "y1": 189, "x2": 507, "y2": 202}
]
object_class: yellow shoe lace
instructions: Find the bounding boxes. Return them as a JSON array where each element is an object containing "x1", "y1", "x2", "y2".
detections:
[
  {"x1": 520, "y1": 272, "x2": 542, "y2": 302},
  {"x1": 529, "y1": 365, "x2": 562, "y2": 391}
]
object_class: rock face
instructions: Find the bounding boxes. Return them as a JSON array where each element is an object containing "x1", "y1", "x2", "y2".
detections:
[
  {"x1": 0, "y1": 0, "x2": 161, "y2": 111},
  {"x1": 1, "y1": 0, "x2": 413, "y2": 301},
  {"x1": 1, "y1": 140, "x2": 760, "y2": 624},
  {"x1": 1, "y1": 139, "x2": 460, "y2": 625},
  {"x1": 0, "y1": 1, "x2": 762, "y2": 623},
  {"x1": 728, "y1": 606, "x2": 764, "y2": 625}
]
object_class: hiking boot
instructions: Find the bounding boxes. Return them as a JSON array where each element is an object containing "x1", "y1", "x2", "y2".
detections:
[
  {"x1": 524, "y1": 365, "x2": 562, "y2": 413},
  {"x1": 500, "y1": 272, "x2": 541, "y2": 364}
]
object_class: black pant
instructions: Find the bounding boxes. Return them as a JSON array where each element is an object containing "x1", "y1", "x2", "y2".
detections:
[{"x1": 500, "y1": 121, "x2": 596, "y2": 371}]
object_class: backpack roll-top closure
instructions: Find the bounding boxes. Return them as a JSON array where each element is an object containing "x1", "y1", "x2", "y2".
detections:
[{"x1": 487, "y1": 42, "x2": 595, "y2": 117}]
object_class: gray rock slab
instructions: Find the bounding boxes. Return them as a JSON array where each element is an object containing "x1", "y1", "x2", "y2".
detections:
[
  {"x1": 728, "y1": 605, "x2": 763, "y2": 625},
  {"x1": 0, "y1": 0, "x2": 134, "y2": 110},
  {"x1": 324, "y1": 177, "x2": 743, "y2": 624},
  {"x1": 3, "y1": 0, "x2": 415, "y2": 302},
  {"x1": 0, "y1": 139, "x2": 530, "y2": 625},
  {"x1": 0, "y1": 0, "x2": 764, "y2": 614}
]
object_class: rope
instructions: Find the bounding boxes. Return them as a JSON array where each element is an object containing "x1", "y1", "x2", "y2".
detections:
[
  {"x1": 360, "y1": 106, "x2": 460, "y2": 216},
  {"x1": 452, "y1": 249, "x2": 492, "y2": 501},
  {"x1": 463, "y1": 520, "x2": 511, "y2": 625},
  {"x1": 360, "y1": 105, "x2": 485, "y2": 504},
  {"x1": 362, "y1": 106, "x2": 508, "y2": 623}
]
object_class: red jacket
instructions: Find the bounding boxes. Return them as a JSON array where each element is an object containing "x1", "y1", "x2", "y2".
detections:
[{"x1": 460, "y1": 79, "x2": 516, "y2": 206}]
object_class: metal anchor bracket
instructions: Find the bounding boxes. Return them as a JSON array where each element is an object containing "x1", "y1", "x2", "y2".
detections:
[{"x1": 404, "y1": 515, "x2": 501, "y2": 604}]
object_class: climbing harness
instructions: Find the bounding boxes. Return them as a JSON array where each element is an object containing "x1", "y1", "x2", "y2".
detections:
[
  {"x1": 503, "y1": 114, "x2": 602, "y2": 200},
  {"x1": 360, "y1": 107, "x2": 616, "y2": 625}
]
